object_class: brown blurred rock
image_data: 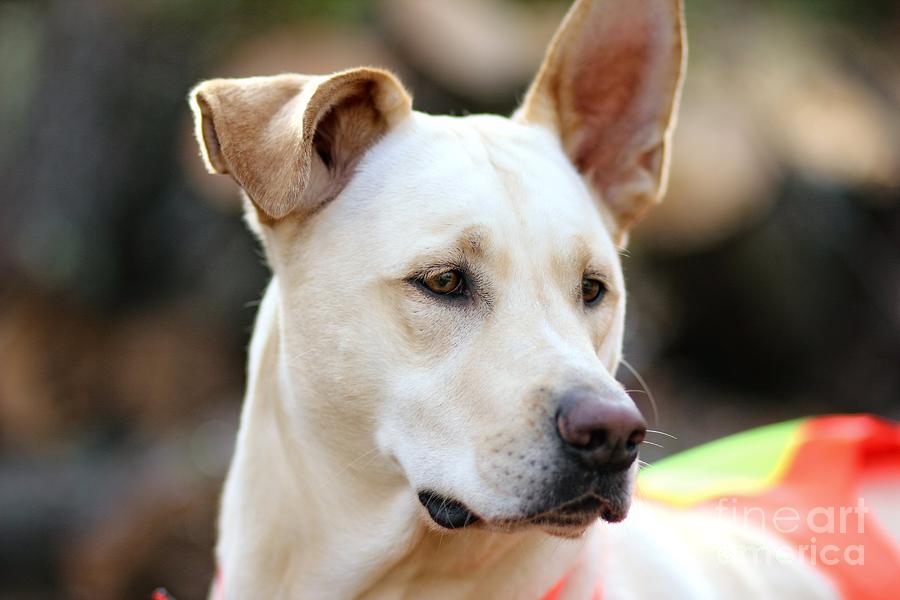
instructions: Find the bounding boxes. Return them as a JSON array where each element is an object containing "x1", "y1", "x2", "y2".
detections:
[
  {"x1": 62, "y1": 465, "x2": 219, "y2": 600},
  {"x1": 105, "y1": 309, "x2": 239, "y2": 434},
  {"x1": 0, "y1": 287, "x2": 240, "y2": 449},
  {"x1": 379, "y1": 0, "x2": 563, "y2": 103},
  {"x1": 745, "y1": 19, "x2": 900, "y2": 189},
  {"x1": 636, "y1": 10, "x2": 900, "y2": 252},
  {"x1": 640, "y1": 75, "x2": 780, "y2": 252},
  {"x1": 0, "y1": 290, "x2": 104, "y2": 448}
]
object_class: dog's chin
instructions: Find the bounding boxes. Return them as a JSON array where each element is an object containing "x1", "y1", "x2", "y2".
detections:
[{"x1": 417, "y1": 490, "x2": 630, "y2": 537}]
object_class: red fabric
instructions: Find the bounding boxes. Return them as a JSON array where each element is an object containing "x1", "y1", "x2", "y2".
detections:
[
  {"x1": 540, "y1": 573, "x2": 602, "y2": 600},
  {"x1": 540, "y1": 573, "x2": 570, "y2": 600},
  {"x1": 212, "y1": 568, "x2": 223, "y2": 600},
  {"x1": 698, "y1": 415, "x2": 900, "y2": 600}
]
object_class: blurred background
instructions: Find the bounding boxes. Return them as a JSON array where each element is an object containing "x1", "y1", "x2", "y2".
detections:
[{"x1": 0, "y1": 0, "x2": 898, "y2": 597}]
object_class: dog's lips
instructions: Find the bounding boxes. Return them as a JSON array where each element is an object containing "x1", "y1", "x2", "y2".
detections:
[
  {"x1": 486, "y1": 489, "x2": 631, "y2": 536},
  {"x1": 417, "y1": 491, "x2": 481, "y2": 529},
  {"x1": 530, "y1": 493, "x2": 630, "y2": 527},
  {"x1": 417, "y1": 488, "x2": 629, "y2": 535},
  {"x1": 541, "y1": 494, "x2": 608, "y2": 520}
]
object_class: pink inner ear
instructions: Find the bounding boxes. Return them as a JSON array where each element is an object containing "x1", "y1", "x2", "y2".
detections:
[
  {"x1": 197, "y1": 97, "x2": 229, "y2": 175},
  {"x1": 520, "y1": 0, "x2": 685, "y2": 237},
  {"x1": 567, "y1": 7, "x2": 669, "y2": 194}
]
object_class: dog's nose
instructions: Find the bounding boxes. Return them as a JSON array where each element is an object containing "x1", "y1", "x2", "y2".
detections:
[{"x1": 555, "y1": 390, "x2": 647, "y2": 471}]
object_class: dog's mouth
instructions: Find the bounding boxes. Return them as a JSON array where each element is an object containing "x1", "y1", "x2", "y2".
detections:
[
  {"x1": 417, "y1": 489, "x2": 628, "y2": 533},
  {"x1": 525, "y1": 493, "x2": 629, "y2": 533},
  {"x1": 417, "y1": 491, "x2": 481, "y2": 529}
]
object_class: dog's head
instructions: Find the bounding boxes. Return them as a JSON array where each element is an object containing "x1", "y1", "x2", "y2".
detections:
[{"x1": 190, "y1": 0, "x2": 685, "y2": 537}]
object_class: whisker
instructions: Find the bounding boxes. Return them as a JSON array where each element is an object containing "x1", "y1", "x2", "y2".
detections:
[
  {"x1": 646, "y1": 429, "x2": 677, "y2": 440},
  {"x1": 342, "y1": 445, "x2": 381, "y2": 470},
  {"x1": 287, "y1": 347, "x2": 316, "y2": 363},
  {"x1": 641, "y1": 440, "x2": 664, "y2": 449},
  {"x1": 313, "y1": 445, "x2": 381, "y2": 493},
  {"x1": 619, "y1": 358, "x2": 659, "y2": 427}
]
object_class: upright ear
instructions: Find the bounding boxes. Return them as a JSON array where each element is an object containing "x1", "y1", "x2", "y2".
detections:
[
  {"x1": 515, "y1": 0, "x2": 686, "y2": 245},
  {"x1": 189, "y1": 69, "x2": 412, "y2": 222}
]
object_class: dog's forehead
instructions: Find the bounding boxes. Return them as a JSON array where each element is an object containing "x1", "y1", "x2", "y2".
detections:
[{"x1": 346, "y1": 111, "x2": 618, "y2": 261}]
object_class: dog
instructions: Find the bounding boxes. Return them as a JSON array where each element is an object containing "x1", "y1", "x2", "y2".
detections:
[{"x1": 188, "y1": 0, "x2": 899, "y2": 597}]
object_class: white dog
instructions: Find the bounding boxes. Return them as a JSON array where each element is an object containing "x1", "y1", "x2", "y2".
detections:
[{"x1": 188, "y1": 1, "x2": 894, "y2": 597}]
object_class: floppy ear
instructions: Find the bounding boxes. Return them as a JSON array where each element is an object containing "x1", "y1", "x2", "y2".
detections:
[
  {"x1": 189, "y1": 68, "x2": 412, "y2": 222},
  {"x1": 515, "y1": 0, "x2": 686, "y2": 245}
]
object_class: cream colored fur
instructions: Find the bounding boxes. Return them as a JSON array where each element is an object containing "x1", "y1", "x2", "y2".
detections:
[{"x1": 189, "y1": 0, "x2": 850, "y2": 598}]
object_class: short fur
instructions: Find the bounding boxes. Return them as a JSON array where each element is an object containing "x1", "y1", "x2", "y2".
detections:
[{"x1": 189, "y1": 1, "x2": 858, "y2": 598}]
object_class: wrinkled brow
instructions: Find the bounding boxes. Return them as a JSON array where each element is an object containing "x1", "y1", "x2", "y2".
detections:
[
  {"x1": 408, "y1": 225, "x2": 492, "y2": 269},
  {"x1": 456, "y1": 225, "x2": 490, "y2": 258},
  {"x1": 554, "y1": 234, "x2": 612, "y2": 281}
]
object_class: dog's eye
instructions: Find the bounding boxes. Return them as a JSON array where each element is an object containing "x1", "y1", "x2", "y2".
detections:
[
  {"x1": 581, "y1": 277, "x2": 607, "y2": 306},
  {"x1": 422, "y1": 269, "x2": 466, "y2": 296}
]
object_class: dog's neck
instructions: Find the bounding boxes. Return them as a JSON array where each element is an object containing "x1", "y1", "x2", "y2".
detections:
[{"x1": 215, "y1": 280, "x2": 595, "y2": 599}]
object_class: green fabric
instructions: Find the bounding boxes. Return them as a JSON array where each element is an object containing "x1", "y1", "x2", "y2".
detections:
[{"x1": 638, "y1": 418, "x2": 805, "y2": 504}]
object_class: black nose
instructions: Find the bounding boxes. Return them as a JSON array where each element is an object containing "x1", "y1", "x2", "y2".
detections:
[{"x1": 555, "y1": 389, "x2": 647, "y2": 471}]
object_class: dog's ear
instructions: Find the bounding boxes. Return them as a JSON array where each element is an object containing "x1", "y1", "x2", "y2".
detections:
[
  {"x1": 189, "y1": 69, "x2": 412, "y2": 222},
  {"x1": 515, "y1": 0, "x2": 686, "y2": 245}
]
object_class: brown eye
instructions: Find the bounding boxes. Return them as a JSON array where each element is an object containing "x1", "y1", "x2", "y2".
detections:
[
  {"x1": 581, "y1": 277, "x2": 606, "y2": 305},
  {"x1": 423, "y1": 269, "x2": 465, "y2": 296}
]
